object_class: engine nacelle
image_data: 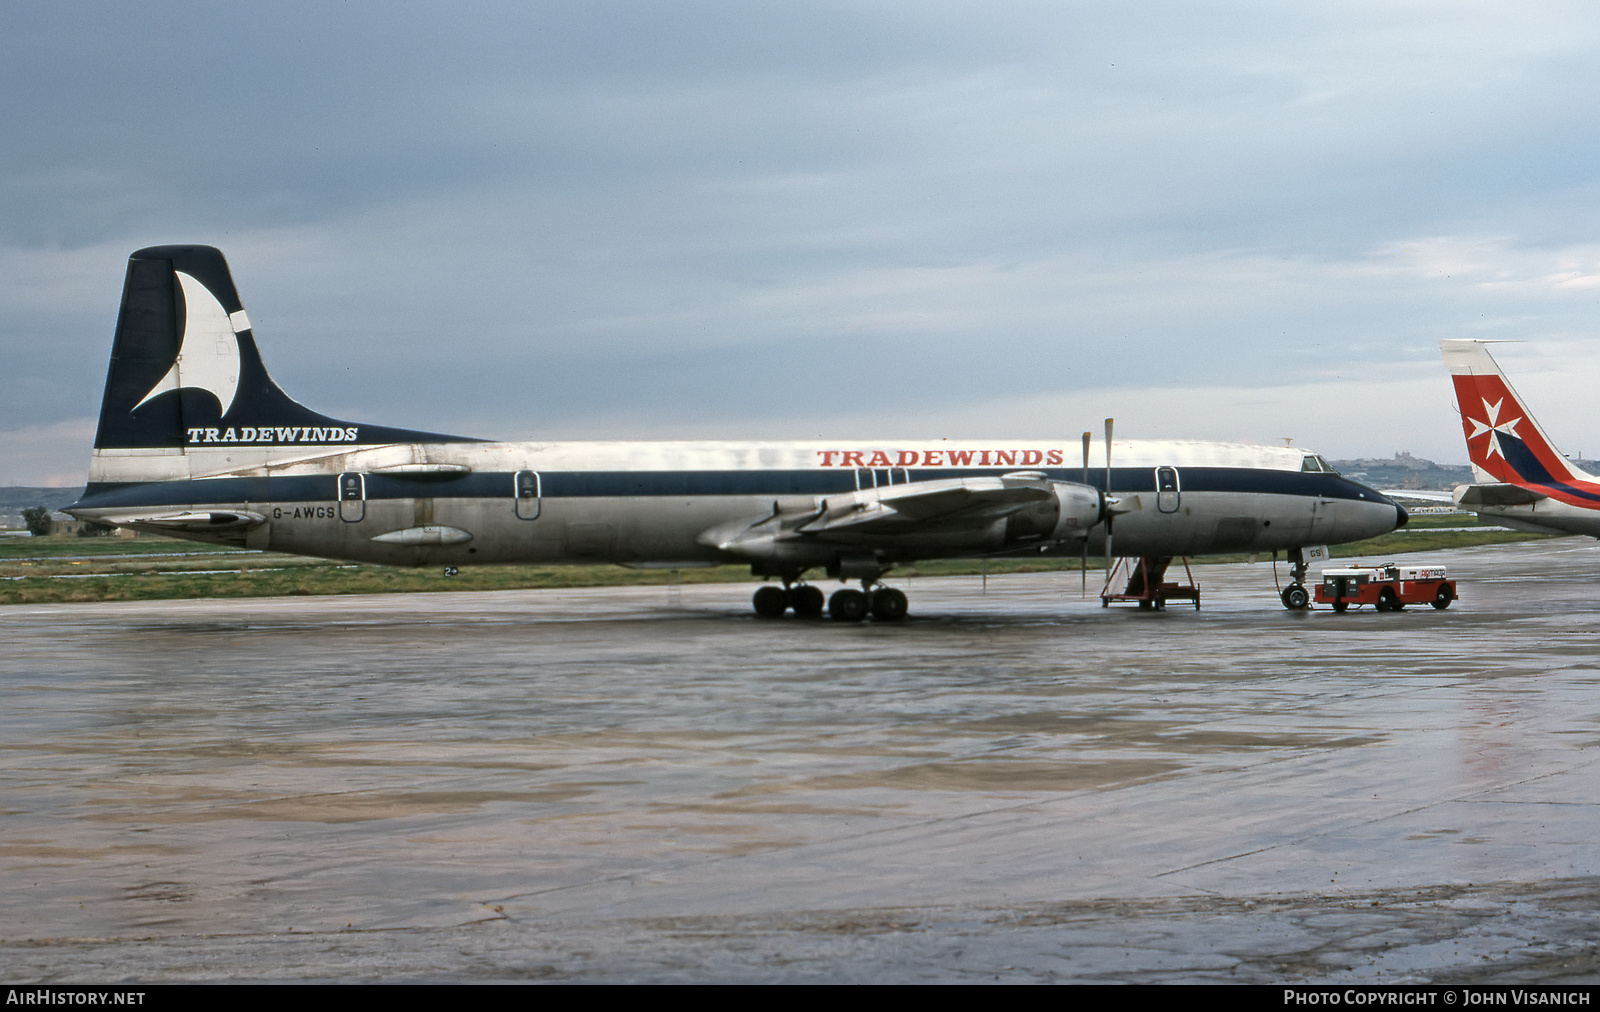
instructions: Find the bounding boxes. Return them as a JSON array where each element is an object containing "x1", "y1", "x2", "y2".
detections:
[
  {"x1": 999, "y1": 479, "x2": 1104, "y2": 547},
  {"x1": 1046, "y1": 481, "x2": 1104, "y2": 542}
]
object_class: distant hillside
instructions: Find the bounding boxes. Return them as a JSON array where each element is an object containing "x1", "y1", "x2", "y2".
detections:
[
  {"x1": 0, "y1": 487, "x2": 85, "y2": 516},
  {"x1": 1327, "y1": 453, "x2": 1471, "y2": 490}
]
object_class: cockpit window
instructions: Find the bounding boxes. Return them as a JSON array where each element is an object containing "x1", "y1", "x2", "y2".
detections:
[{"x1": 1300, "y1": 455, "x2": 1339, "y2": 475}]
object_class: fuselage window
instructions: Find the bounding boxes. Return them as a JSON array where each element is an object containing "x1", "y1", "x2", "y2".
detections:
[{"x1": 857, "y1": 468, "x2": 910, "y2": 490}]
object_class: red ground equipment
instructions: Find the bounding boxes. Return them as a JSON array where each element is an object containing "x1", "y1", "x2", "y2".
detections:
[
  {"x1": 1101, "y1": 556, "x2": 1201, "y2": 610},
  {"x1": 1313, "y1": 563, "x2": 1456, "y2": 613}
]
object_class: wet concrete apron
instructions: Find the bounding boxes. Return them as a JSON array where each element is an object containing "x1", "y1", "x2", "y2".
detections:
[{"x1": 3, "y1": 540, "x2": 1599, "y2": 982}]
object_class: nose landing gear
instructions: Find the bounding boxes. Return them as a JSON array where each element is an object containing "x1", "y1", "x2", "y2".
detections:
[
  {"x1": 1280, "y1": 584, "x2": 1311, "y2": 610},
  {"x1": 1279, "y1": 547, "x2": 1314, "y2": 611}
]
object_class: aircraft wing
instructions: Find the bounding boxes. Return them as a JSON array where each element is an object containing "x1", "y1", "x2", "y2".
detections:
[
  {"x1": 798, "y1": 475, "x2": 1056, "y2": 535},
  {"x1": 698, "y1": 473, "x2": 1102, "y2": 560}
]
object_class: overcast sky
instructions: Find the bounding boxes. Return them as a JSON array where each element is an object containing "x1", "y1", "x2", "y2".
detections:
[{"x1": 6, "y1": 1, "x2": 1600, "y2": 485}]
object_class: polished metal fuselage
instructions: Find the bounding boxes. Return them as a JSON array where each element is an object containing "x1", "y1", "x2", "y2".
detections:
[{"x1": 72, "y1": 437, "x2": 1405, "y2": 569}]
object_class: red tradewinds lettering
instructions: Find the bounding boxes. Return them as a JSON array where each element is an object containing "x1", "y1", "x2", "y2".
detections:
[{"x1": 815, "y1": 448, "x2": 1066, "y2": 469}]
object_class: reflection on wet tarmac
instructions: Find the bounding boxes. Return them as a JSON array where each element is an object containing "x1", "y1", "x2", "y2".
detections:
[{"x1": 3, "y1": 540, "x2": 1600, "y2": 982}]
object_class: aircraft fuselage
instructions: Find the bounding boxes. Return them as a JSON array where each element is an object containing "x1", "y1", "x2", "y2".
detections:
[{"x1": 72, "y1": 438, "x2": 1403, "y2": 571}]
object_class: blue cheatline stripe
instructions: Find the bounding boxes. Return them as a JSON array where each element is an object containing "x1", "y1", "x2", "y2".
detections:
[
  {"x1": 73, "y1": 468, "x2": 1389, "y2": 510},
  {"x1": 1501, "y1": 435, "x2": 1600, "y2": 504}
]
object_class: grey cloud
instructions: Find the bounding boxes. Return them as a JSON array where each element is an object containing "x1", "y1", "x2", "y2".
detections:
[{"x1": 7, "y1": 3, "x2": 1600, "y2": 481}]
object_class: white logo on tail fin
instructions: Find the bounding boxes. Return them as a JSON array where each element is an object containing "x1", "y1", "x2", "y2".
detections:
[
  {"x1": 1468, "y1": 397, "x2": 1524, "y2": 461},
  {"x1": 133, "y1": 271, "x2": 244, "y2": 415}
]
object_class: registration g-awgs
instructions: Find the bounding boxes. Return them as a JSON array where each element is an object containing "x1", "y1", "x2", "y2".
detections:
[{"x1": 66, "y1": 245, "x2": 1408, "y2": 620}]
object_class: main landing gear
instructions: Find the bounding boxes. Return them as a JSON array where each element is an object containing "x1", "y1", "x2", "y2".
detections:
[
  {"x1": 828, "y1": 585, "x2": 908, "y2": 622},
  {"x1": 752, "y1": 583, "x2": 825, "y2": 619},
  {"x1": 751, "y1": 581, "x2": 908, "y2": 622}
]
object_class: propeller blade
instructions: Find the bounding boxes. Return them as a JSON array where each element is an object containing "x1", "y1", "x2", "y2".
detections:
[
  {"x1": 1081, "y1": 431, "x2": 1091, "y2": 597},
  {"x1": 1103, "y1": 418, "x2": 1115, "y2": 572}
]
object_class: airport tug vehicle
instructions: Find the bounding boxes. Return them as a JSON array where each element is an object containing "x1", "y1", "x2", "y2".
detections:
[{"x1": 1313, "y1": 564, "x2": 1456, "y2": 613}]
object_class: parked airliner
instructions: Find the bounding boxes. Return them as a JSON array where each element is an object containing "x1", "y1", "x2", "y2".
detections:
[
  {"x1": 1440, "y1": 339, "x2": 1600, "y2": 537},
  {"x1": 65, "y1": 246, "x2": 1406, "y2": 618}
]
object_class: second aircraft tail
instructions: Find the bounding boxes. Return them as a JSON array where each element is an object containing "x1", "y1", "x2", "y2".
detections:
[{"x1": 1441, "y1": 339, "x2": 1596, "y2": 489}]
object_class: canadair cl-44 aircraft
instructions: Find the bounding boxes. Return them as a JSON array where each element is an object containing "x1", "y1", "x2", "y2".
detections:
[
  {"x1": 1441, "y1": 339, "x2": 1600, "y2": 537},
  {"x1": 66, "y1": 245, "x2": 1406, "y2": 619}
]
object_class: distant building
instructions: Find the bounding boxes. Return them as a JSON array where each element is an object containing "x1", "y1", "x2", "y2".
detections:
[
  {"x1": 44, "y1": 512, "x2": 140, "y2": 538},
  {"x1": 48, "y1": 512, "x2": 85, "y2": 536}
]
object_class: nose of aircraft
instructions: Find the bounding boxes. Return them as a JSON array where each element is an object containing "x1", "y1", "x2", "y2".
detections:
[
  {"x1": 1364, "y1": 489, "x2": 1407, "y2": 539},
  {"x1": 1331, "y1": 483, "x2": 1408, "y2": 544}
]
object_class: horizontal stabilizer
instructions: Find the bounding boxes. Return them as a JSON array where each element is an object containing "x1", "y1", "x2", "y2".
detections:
[
  {"x1": 1455, "y1": 483, "x2": 1547, "y2": 507},
  {"x1": 104, "y1": 509, "x2": 267, "y2": 532},
  {"x1": 368, "y1": 463, "x2": 473, "y2": 477}
]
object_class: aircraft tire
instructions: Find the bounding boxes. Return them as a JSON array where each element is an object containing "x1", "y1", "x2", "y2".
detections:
[
  {"x1": 870, "y1": 587, "x2": 908, "y2": 622},
  {"x1": 1281, "y1": 585, "x2": 1310, "y2": 611},
  {"x1": 828, "y1": 588, "x2": 869, "y2": 622},
  {"x1": 753, "y1": 585, "x2": 790, "y2": 618},
  {"x1": 1432, "y1": 585, "x2": 1453, "y2": 610},
  {"x1": 791, "y1": 585, "x2": 825, "y2": 619}
]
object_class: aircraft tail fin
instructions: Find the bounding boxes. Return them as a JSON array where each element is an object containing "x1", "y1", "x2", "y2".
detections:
[
  {"x1": 1440, "y1": 339, "x2": 1594, "y2": 488},
  {"x1": 93, "y1": 245, "x2": 469, "y2": 455}
]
